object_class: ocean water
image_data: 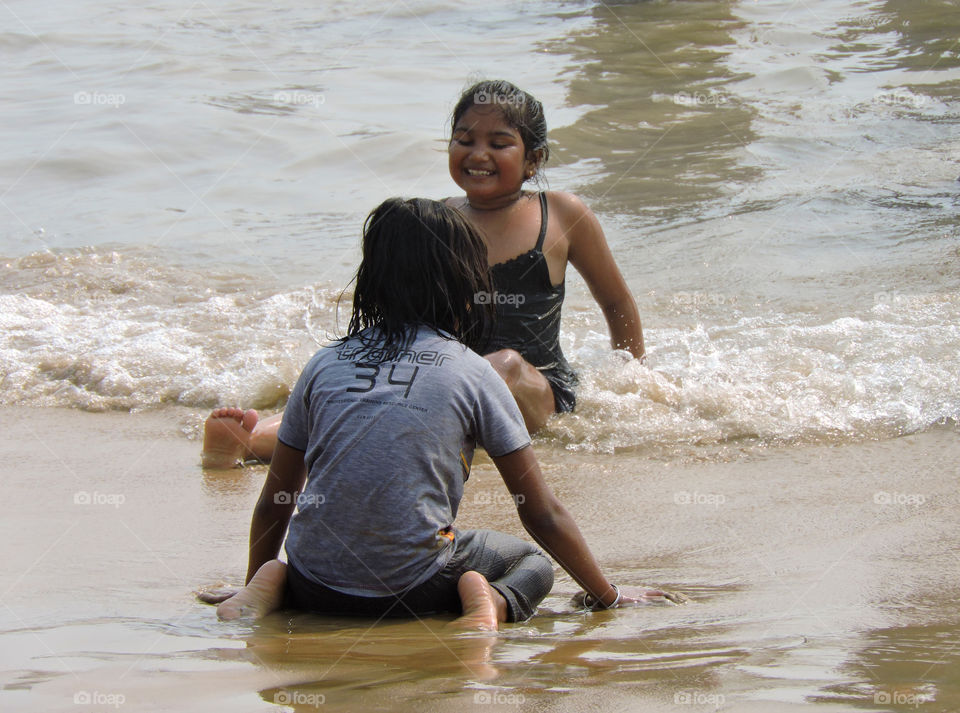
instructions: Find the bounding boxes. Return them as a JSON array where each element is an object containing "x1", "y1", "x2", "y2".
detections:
[
  {"x1": 3, "y1": 4, "x2": 960, "y2": 712},
  {"x1": 2, "y1": 0, "x2": 958, "y2": 454}
]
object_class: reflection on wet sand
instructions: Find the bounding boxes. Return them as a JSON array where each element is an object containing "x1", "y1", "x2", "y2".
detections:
[
  {"x1": 240, "y1": 617, "x2": 499, "y2": 709},
  {"x1": 233, "y1": 594, "x2": 740, "y2": 711},
  {"x1": 3, "y1": 414, "x2": 959, "y2": 711},
  {"x1": 815, "y1": 621, "x2": 960, "y2": 710}
]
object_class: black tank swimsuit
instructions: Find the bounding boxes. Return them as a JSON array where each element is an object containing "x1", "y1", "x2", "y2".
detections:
[{"x1": 484, "y1": 192, "x2": 578, "y2": 412}]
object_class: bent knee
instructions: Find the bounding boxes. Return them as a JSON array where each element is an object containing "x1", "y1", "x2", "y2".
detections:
[
  {"x1": 530, "y1": 550, "x2": 555, "y2": 586},
  {"x1": 484, "y1": 349, "x2": 526, "y2": 386}
]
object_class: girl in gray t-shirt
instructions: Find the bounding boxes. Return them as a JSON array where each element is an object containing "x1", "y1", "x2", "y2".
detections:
[{"x1": 205, "y1": 197, "x2": 675, "y2": 628}]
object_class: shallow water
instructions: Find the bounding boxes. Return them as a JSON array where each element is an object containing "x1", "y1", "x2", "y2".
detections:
[
  {"x1": 2, "y1": 410, "x2": 959, "y2": 712},
  {"x1": 2, "y1": 0, "x2": 960, "y2": 710}
]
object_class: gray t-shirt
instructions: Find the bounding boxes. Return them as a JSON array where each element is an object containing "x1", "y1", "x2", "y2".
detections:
[{"x1": 279, "y1": 326, "x2": 530, "y2": 596}]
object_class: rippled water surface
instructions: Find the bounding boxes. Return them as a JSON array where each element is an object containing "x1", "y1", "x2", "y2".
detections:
[
  {"x1": 3, "y1": 0, "x2": 958, "y2": 453},
  {"x1": 2, "y1": 0, "x2": 959, "y2": 711}
]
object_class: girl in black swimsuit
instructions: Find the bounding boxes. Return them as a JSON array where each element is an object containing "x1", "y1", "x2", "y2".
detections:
[
  {"x1": 445, "y1": 79, "x2": 645, "y2": 432},
  {"x1": 201, "y1": 80, "x2": 645, "y2": 466},
  {"x1": 483, "y1": 191, "x2": 577, "y2": 413}
]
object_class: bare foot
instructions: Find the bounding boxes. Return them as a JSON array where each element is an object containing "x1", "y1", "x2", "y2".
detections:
[
  {"x1": 447, "y1": 571, "x2": 505, "y2": 632},
  {"x1": 201, "y1": 408, "x2": 259, "y2": 469},
  {"x1": 217, "y1": 560, "x2": 287, "y2": 621}
]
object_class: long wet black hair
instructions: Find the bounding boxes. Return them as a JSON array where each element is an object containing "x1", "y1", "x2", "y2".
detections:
[{"x1": 345, "y1": 197, "x2": 495, "y2": 356}]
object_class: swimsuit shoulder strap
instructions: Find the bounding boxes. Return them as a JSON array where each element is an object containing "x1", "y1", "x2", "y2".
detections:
[{"x1": 534, "y1": 191, "x2": 548, "y2": 252}]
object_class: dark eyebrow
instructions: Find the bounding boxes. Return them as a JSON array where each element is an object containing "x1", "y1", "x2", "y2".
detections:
[{"x1": 451, "y1": 125, "x2": 519, "y2": 142}]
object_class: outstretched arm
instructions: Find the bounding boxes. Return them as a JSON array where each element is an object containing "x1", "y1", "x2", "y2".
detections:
[
  {"x1": 559, "y1": 194, "x2": 645, "y2": 360},
  {"x1": 244, "y1": 440, "x2": 307, "y2": 584},
  {"x1": 492, "y1": 445, "x2": 629, "y2": 608}
]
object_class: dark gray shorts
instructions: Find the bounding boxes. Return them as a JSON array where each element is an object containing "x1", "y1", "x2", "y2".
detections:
[{"x1": 286, "y1": 529, "x2": 554, "y2": 623}]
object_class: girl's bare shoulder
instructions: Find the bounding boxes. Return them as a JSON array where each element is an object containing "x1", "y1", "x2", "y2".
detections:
[{"x1": 543, "y1": 190, "x2": 601, "y2": 233}]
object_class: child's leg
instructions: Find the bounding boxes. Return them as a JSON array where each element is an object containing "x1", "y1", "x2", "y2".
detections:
[
  {"x1": 447, "y1": 571, "x2": 506, "y2": 631},
  {"x1": 201, "y1": 409, "x2": 282, "y2": 468},
  {"x1": 484, "y1": 349, "x2": 555, "y2": 433},
  {"x1": 247, "y1": 412, "x2": 283, "y2": 460},
  {"x1": 449, "y1": 530, "x2": 555, "y2": 624},
  {"x1": 216, "y1": 560, "x2": 288, "y2": 621}
]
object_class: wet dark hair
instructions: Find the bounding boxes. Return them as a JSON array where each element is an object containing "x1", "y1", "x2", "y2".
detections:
[
  {"x1": 450, "y1": 79, "x2": 549, "y2": 181},
  {"x1": 345, "y1": 197, "x2": 495, "y2": 356}
]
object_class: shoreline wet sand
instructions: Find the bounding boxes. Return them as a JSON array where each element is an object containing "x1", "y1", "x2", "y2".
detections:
[
  {"x1": 1, "y1": 406, "x2": 957, "y2": 712},
  {"x1": 3, "y1": 1, "x2": 958, "y2": 709}
]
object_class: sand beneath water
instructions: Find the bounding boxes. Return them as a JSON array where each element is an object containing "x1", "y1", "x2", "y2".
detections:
[{"x1": 1, "y1": 406, "x2": 957, "y2": 712}]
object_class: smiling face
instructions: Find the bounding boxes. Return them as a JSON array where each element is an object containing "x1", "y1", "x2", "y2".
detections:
[{"x1": 448, "y1": 105, "x2": 537, "y2": 209}]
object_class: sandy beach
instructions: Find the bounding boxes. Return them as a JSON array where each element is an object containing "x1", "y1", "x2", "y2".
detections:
[
  {"x1": 2, "y1": 406, "x2": 957, "y2": 712},
  {"x1": 2, "y1": 4, "x2": 958, "y2": 709}
]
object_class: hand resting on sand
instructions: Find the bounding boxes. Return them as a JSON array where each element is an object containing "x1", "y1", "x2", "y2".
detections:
[{"x1": 572, "y1": 585, "x2": 687, "y2": 609}]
